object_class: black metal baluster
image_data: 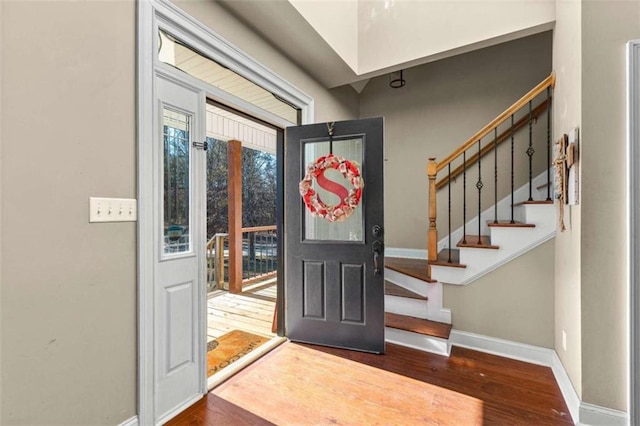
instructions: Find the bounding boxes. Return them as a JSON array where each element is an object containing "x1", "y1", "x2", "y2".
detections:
[
  {"x1": 463, "y1": 151, "x2": 467, "y2": 244},
  {"x1": 546, "y1": 87, "x2": 552, "y2": 201},
  {"x1": 494, "y1": 126, "x2": 498, "y2": 224},
  {"x1": 510, "y1": 114, "x2": 515, "y2": 223},
  {"x1": 527, "y1": 100, "x2": 534, "y2": 201},
  {"x1": 476, "y1": 140, "x2": 483, "y2": 244},
  {"x1": 261, "y1": 233, "x2": 265, "y2": 275},
  {"x1": 270, "y1": 233, "x2": 274, "y2": 272},
  {"x1": 448, "y1": 163, "x2": 452, "y2": 263}
]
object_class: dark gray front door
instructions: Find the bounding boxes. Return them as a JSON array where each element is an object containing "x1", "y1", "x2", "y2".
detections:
[{"x1": 285, "y1": 118, "x2": 384, "y2": 353}]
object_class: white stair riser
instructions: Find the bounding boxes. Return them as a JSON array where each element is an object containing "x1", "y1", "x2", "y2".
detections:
[
  {"x1": 385, "y1": 327, "x2": 450, "y2": 356},
  {"x1": 491, "y1": 222, "x2": 554, "y2": 247},
  {"x1": 521, "y1": 204, "x2": 554, "y2": 224},
  {"x1": 385, "y1": 268, "x2": 452, "y2": 324},
  {"x1": 385, "y1": 295, "x2": 429, "y2": 319}
]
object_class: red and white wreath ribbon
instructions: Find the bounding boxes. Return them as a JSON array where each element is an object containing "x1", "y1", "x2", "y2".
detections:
[{"x1": 299, "y1": 154, "x2": 364, "y2": 223}]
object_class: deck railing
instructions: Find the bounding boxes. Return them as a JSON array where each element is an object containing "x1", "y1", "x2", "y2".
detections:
[{"x1": 206, "y1": 225, "x2": 277, "y2": 293}]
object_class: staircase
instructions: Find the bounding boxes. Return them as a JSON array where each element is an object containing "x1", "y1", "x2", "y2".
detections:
[
  {"x1": 383, "y1": 74, "x2": 556, "y2": 355},
  {"x1": 384, "y1": 257, "x2": 452, "y2": 356},
  {"x1": 430, "y1": 171, "x2": 555, "y2": 285}
]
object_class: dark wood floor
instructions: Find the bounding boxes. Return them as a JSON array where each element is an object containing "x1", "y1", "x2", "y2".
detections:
[{"x1": 167, "y1": 342, "x2": 572, "y2": 425}]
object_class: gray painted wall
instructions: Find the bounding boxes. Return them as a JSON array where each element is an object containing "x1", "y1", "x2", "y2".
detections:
[
  {"x1": 580, "y1": 0, "x2": 639, "y2": 411},
  {"x1": 553, "y1": 0, "x2": 639, "y2": 412},
  {"x1": 444, "y1": 240, "x2": 555, "y2": 348},
  {"x1": 552, "y1": 0, "x2": 583, "y2": 400},
  {"x1": 1, "y1": 1, "x2": 137, "y2": 423}
]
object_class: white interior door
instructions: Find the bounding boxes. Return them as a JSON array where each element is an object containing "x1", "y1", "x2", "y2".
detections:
[{"x1": 154, "y1": 76, "x2": 206, "y2": 423}]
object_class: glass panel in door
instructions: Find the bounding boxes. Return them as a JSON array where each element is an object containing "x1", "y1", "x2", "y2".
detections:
[
  {"x1": 163, "y1": 107, "x2": 191, "y2": 255},
  {"x1": 303, "y1": 137, "x2": 364, "y2": 242}
]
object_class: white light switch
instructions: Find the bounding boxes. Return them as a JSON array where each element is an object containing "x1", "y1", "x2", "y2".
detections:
[{"x1": 89, "y1": 197, "x2": 137, "y2": 223}]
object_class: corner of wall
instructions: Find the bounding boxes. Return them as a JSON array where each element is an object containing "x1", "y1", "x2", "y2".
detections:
[{"x1": 551, "y1": 0, "x2": 583, "y2": 400}]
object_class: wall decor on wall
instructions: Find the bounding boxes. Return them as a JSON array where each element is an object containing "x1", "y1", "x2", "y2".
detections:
[
  {"x1": 566, "y1": 127, "x2": 580, "y2": 206},
  {"x1": 554, "y1": 134, "x2": 568, "y2": 231},
  {"x1": 553, "y1": 128, "x2": 580, "y2": 232}
]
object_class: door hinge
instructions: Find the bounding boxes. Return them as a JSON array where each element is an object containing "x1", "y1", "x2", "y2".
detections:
[{"x1": 193, "y1": 141, "x2": 208, "y2": 151}]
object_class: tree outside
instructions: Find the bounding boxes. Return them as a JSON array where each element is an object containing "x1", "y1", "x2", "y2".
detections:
[{"x1": 206, "y1": 138, "x2": 277, "y2": 240}]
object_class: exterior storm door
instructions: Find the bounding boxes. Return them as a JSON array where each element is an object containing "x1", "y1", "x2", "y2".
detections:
[{"x1": 285, "y1": 118, "x2": 385, "y2": 353}]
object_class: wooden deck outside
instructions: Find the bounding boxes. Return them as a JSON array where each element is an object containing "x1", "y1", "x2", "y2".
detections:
[{"x1": 207, "y1": 278, "x2": 277, "y2": 341}]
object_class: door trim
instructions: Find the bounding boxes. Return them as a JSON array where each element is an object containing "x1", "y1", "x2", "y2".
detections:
[
  {"x1": 628, "y1": 39, "x2": 640, "y2": 426},
  {"x1": 137, "y1": 1, "x2": 314, "y2": 424}
]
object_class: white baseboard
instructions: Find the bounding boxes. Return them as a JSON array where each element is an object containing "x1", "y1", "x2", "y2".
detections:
[
  {"x1": 385, "y1": 247, "x2": 427, "y2": 259},
  {"x1": 578, "y1": 403, "x2": 629, "y2": 426},
  {"x1": 450, "y1": 330, "x2": 554, "y2": 366},
  {"x1": 118, "y1": 415, "x2": 139, "y2": 426},
  {"x1": 450, "y1": 330, "x2": 629, "y2": 426},
  {"x1": 550, "y1": 351, "x2": 581, "y2": 423}
]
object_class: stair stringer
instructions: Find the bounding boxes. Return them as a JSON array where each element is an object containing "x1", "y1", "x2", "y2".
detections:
[
  {"x1": 384, "y1": 267, "x2": 452, "y2": 324},
  {"x1": 432, "y1": 205, "x2": 555, "y2": 284}
]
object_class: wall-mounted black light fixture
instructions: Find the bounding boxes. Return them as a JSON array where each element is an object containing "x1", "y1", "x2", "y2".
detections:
[{"x1": 389, "y1": 70, "x2": 406, "y2": 88}]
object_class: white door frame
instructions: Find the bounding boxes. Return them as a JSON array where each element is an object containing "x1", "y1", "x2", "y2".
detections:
[
  {"x1": 628, "y1": 39, "x2": 640, "y2": 426},
  {"x1": 137, "y1": 1, "x2": 314, "y2": 423}
]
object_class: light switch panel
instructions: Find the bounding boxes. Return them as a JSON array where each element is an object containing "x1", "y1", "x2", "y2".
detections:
[{"x1": 89, "y1": 197, "x2": 137, "y2": 223}]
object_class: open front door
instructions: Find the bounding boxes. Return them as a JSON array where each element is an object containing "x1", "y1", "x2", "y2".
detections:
[{"x1": 285, "y1": 118, "x2": 385, "y2": 353}]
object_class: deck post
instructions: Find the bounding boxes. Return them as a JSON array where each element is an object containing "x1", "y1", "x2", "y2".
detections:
[
  {"x1": 427, "y1": 158, "x2": 438, "y2": 277},
  {"x1": 228, "y1": 139, "x2": 243, "y2": 294}
]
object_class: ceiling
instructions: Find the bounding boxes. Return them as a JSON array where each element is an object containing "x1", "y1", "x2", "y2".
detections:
[{"x1": 218, "y1": 0, "x2": 555, "y2": 90}]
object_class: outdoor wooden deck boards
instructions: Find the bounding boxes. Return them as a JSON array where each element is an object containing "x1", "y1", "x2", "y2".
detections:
[
  {"x1": 168, "y1": 342, "x2": 572, "y2": 425},
  {"x1": 207, "y1": 280, "x2": 276, "y2": 340}
]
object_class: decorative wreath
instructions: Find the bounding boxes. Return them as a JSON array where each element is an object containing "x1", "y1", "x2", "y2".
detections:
[{"x1": 299, "y1": 154, "x2": 364, "y2": 223}]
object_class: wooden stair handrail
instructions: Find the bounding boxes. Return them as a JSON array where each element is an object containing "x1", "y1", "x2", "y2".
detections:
[
  {"x1": 426, "y1": 73, "x2": 555, "y2": 278},
  {"x1": 435, "y1": 98, "x2": 550, "y2": 189},
  {"x1": 436, "y1": 73, "x2": 555, "y2": 173}
]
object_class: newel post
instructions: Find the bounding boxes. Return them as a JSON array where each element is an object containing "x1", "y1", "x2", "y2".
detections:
[{"x1": 427, "y1": 158, "x2": 438, "y2": 276}]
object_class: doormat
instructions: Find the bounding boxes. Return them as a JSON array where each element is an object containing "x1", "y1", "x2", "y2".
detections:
[{"x1": 207, "y1": 330, "x2": 270, "y2": 377}]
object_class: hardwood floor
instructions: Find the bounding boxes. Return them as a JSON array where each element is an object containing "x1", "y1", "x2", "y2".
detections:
[
  {"x1": 168, "y1": 342, "x2": 572, "y2": 425},
  {"x1": 207, "y1": 279, "x2": 276, "y2": 341}
]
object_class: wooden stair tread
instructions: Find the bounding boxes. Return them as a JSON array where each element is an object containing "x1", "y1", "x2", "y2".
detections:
[
  {"x1": 385, "y1": 312, "x2": 452, "y2": 340},
  {"x1": 512, "y1": 200, "x2": 553, "y2": 207},
  {"x1": 385, "y1": 257, "x2": 436, "y2": 283},
  {"x1": 429, "y1": 249, "x2": 466, "y2": 268},
  {"x1": 487, "y1": 220, "x2": 536, "y2": 228},
  {"x1": 385, "y1": 281, "x2": 428, "y2": 300},
  {"x1": 457, "y1": 235, "x2": 499, "y2": 249}
]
